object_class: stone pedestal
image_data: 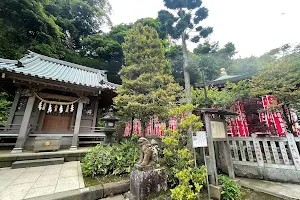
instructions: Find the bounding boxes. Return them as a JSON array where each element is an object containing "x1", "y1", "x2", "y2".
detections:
[
  {"x1": 209, "y1": 184, "x2": 222, "y2": 200},
  {"x1": 129, "y1": 168, "x2": 167, "y2": 200}
]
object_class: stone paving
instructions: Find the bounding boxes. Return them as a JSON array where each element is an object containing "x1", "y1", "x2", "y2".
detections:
[
  {"x1": 239, "y1": 177, "x2": 300, "y2": 200},
  {"x1": 0, "y1": 161, "x2": 85, "y2": 200},
  {"x1": 101, "y1": 195, "x2": 126, "y2": 200}
]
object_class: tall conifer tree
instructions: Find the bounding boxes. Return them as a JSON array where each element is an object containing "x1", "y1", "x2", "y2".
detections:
[{"x1": 114, "y1": 25, "x2": 182, "y2": 135}]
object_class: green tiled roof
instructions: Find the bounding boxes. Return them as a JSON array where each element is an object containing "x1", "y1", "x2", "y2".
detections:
[
  {"x1": 195, "y1": 69, "x2": 252, "y2": 88},
  {"x1": 213, "y1": 74, "x2": 240, "y2": 81},
  {"x1": 0, "y1": 51, "x2": 118, "y2": 90}
]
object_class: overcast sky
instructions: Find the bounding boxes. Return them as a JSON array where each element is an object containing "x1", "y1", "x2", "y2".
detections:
[{"x1": 108, "y1": 0, "x2": 300, "y2": 58}]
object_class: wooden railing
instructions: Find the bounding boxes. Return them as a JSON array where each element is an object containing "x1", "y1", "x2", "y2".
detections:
[
  {"x1": 71, "y1": 126, "x2": 106, "y2": 134},
  {"x1": 0, "y1": 124, "x2": 21, "y2": 133},
  {"x1": 0, "y1": 124, "x2": 34, "y2": 146},
  {"x1": 74, "y1": 126, "x2": 106, "y2": 145},
  {"x1": 0, "y1": 124, "x2": 39, "y2": 133},
  {"x1": 228, "y1": 133, "x2": 300, "y2": 170}
]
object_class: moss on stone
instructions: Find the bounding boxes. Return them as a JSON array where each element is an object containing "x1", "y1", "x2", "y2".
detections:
[{"x1": 83, "y1": 174, "x2": 130, "y2": 187}]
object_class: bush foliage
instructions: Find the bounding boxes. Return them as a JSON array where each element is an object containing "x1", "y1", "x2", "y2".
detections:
[
  {"x1": 219, "y1": 175, "x2": 241, "y2": 200},
  {"x1": 162, "y1": 104, "x2": 207, "y2": 200},
  {"x1": 0, "y1": 92, "x2": 12, "y2": 125},
  {"x1": 82, "y1": 141, "x2": 139, "y2": 177}
]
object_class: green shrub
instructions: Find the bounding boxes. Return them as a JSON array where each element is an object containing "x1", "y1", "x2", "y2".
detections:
[
  {"x1": 170, "y1": 166, "x2": 207, "y2": 200},
  {"x1": 82, "y1": 141, "x2": 139, "y2": 177},
  {"x1": 219, "y1": 175, "x2": 241, "y2": 200},
  {"x1": 0, "y1": 92, "x2": 12, "y2": 125},
  {"x1": 162, "y1": 105, "x2": 207, "y2": 200}
]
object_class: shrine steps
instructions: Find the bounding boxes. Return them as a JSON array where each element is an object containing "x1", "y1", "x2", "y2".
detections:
[
  {"x1": 11, "y1": 157, "x2": 64, "y2": 169},
  {"x1": 0, "y1": 148, "x2": 87, "y2": 168}
]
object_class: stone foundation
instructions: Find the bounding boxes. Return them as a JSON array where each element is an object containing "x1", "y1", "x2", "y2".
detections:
[
  {"x1": 129, "y1": 168, "x2": 167, "y2": 200},
  {"x1": 234, "y1": 163, "x2": 300, "y2": 184}
]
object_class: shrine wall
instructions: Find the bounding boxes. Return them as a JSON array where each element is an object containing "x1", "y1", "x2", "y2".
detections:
[{"x1": 233, "y1": 164, "x2": 300, "y2": 183}]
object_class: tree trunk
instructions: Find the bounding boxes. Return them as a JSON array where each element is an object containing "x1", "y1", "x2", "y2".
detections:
[
  {"x1": 181, "y1": 33, "x2": 191, "y2": 104},
  {"x1": 130, "y1": 116, "x2": 134, "y2": 137},
  {"x1": 141, "y1": 119, "x2": 146, "y2": 137}
]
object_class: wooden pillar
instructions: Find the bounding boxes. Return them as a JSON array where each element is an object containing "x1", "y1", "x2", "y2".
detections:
[
  {"x1": 70, "y1": 100, "x2": 84, "y2": 150},
  {"x1": 11, "y1": 94, "x2": 36, "y2": 153},
  {"x1": 92, "y1": 99, "x2": 99, "y2": 129},
  {"x1": 204, "y1": 113, "x2": 218, "y2": 185},
  {"x1": 5, "y1": 88, "x2": 22, "y2": 130},
  {"x1": 221, "y1": 116, "x2": 235, "y2": 179}
]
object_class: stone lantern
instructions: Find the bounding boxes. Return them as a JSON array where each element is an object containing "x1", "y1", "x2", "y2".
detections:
[{"x1": 101, "y1": 108, "x2": 119, "y2": 144}]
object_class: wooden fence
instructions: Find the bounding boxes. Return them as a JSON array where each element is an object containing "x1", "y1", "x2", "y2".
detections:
[{"x1": 227, "y1": 133, "x2": 300, "y2": 170}]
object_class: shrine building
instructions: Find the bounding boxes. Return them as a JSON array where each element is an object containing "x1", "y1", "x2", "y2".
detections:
[
  {"x1": 0, "y1": 51, "x2": 118, "y2": 153},
  {"x1": 195, "y1": 68, "x2": 300, "y2": 137}
]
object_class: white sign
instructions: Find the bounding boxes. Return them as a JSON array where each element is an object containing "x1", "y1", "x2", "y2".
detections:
[
  {"x1": 211, "y1": 121, "x2": 226, "y2": 139},
  {"x1": 192, "y1": 131, "x2": 207, "y2": 148}
]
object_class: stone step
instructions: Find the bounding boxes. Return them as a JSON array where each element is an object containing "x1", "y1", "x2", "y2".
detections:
[{"x1": 11, "y1": 157, "x2": 64, "y2": 169}]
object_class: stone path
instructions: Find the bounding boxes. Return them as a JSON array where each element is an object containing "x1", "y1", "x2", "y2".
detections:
[
  {"x1": 0, "y1": 161, "x2": 85, "y2": 200},
  {"x1": 239, "y1": 177, "x2": 300, "y2": 200},
  {"x1": 101, "y1": 195, "x2": 126, "y2": 200}
]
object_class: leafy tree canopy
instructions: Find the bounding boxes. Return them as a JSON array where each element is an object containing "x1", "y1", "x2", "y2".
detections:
[
  {"x1": 158, "y1": 0, "x2": 213, "y2": 41},
  {"x1": 134, "y1": 18, "x2": 167, "y2": 40},
  {"x1": 166, "y1": 45, "x2": 200, "y2": 86},
  {"x1": 229, "y1": 43, "x2": 300, "y2": 77},
  {"x1": 251, "y1": 52, "x2": 300, "y2": 111},
  {"x1": 0, "y1": 0, "x2": 112, "y2": 59},
  {"x1": 192, "y1": 80, "x2": 251, "y2": 108},
  {"x1": 193, "y1": 41, "x2": 236, "y2": 81}
]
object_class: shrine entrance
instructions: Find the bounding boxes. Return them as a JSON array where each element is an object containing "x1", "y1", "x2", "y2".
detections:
[{"x1": 40, "y1": 98, "x2": 75, "y2": 133}]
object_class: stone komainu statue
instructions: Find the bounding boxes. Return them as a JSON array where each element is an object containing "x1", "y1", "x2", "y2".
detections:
[{"x1": 135, "y1": 137, "x2": 159, "y2": 170}]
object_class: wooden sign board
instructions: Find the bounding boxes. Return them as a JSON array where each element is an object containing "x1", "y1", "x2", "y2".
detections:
[
  {"x1": 192, "y1": 131, "x2": 207, "y2": 148},
  {"x1": 211, "y1": 120, "x2": 226, "y2": 139}
]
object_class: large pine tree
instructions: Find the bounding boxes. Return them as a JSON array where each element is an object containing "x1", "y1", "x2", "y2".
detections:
[
  {"x1": 158, "y1": 0, "x2": 213, "y2": 103},
  {"x1": 114, "y1": 25, "x2": 183, "y2": 135}
]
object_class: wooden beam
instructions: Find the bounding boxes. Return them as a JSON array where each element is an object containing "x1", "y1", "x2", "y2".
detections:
[{"x1": 38, "y1": 92, "x2": 79, "y2": 101}]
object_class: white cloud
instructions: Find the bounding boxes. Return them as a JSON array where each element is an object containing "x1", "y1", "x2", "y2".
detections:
[{"x1": 107, "y1": 0, "x2": 300, "y2": 57}]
